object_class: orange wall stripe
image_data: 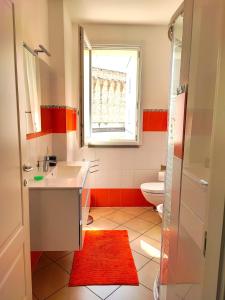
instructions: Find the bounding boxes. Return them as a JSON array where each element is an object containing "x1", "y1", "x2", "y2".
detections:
[
  {"x1": 27, "y1": 107, "x2": 167, "y2": 139},
  {"x1": 51, "y1": 107, "x2": 67, "y2": 133},
  {"x1": 143, "y1": 110, "x2": 168, "y2": 131},
  {"x1": 91, "y1": 188, "x2": 153, "y2": 207},
  {"x1": 26, "y1": 106, "x2": 77, "y2": 139},
  {"x1": 66, "y1": 108, "x2": 77, "y2": 131}
]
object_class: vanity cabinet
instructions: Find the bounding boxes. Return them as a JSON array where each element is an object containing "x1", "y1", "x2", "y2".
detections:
[{"x1": 29, "y1": 162, "x2": 91, "y2": 251}]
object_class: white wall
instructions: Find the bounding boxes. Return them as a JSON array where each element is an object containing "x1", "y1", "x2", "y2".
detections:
[
  {"x1": 15, "y1": 1, "x2": 171, "y2": 187},
  {"x1": 15, "y1": 0, "x2": 52, "y2": 168},
  {"x1": 68, "y1": 23, "x2": 170, "y2": 188}
]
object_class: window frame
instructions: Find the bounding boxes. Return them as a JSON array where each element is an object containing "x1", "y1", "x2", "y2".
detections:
[{"x1": 81, "y1": 42, "x2": 143, "y2": 148}]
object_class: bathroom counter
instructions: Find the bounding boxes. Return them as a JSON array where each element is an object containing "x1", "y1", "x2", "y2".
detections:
[{"x1": 28, "y1": 161, "x2": 90, "y2": 189}]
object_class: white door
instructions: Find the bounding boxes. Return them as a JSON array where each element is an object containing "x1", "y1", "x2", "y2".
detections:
[{"x1": 0, "y1": 1, "x2": 32, "y2": 299}]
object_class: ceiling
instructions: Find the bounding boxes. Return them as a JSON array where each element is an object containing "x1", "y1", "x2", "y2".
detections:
[{"x1": 66, "y1": 0, "x2": 183, "y2": 25}]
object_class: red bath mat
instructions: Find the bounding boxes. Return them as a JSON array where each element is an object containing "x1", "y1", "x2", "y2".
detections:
[{"x1": 69, "y1": 230, "x2": 139, "y2": 286}]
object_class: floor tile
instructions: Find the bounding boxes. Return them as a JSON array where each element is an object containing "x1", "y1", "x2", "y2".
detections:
[
  {"x1": 143, "y1": 225, "x2": 162, "y2": 242},
  {"x1": 138, "y1": 210, "x2": 162, "y2": 224},
  {"x1": 46, "y1": 286, "x2": 100, "y2": 300},
  {"x1": 90, "y1": 207, "x2": 116, "y2": 220},
  {"x1": 115, "y1": 225, "x2": 141, "y2": 242},
  {"x1": 123, "y1": 217, "x2": 155, "y2": 234},
  {"x1": 87, "y1": 218, "x2": 119, "y2": 230},
  {"x1": 106, "y1": 285, "x2": 154, "y2": 300},
  {"x1": 33, "y1": 207, "x2": 163, "y2": 300},
  {"x1": 56, "y1": 252, "x2": 74, "y2": 273},
  {"x1": 32, "y1": 263, "x2": 69, "y2": 300},
  {"x1": 119, "y1": 207, "x2": 151, "y2": 217},
  {"x1": 106, "y1": 211, "x2": 134, "y2": 225},
  {"x1": 138, "y1": 260, "x2": 160, "y2": 290},
  {"x1": 130, "y1": 235, "x2": 161, "y2": 259},
  {"x1": 34, "y1": 254, "x2": 53, "y2": 272},
  {"x1": 45, "y1": 251, "x2": 71, "y2": 262},
  {"x1": 87, "y1": 285, "x2": 120, "y2": 299},
  {"x1": 131, "y1": 250, "x2": 150, "y2": 271}
]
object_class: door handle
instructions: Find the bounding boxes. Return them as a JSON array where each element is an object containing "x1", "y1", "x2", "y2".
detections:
[{"x1": 199, "y1": 179, "x2": 208, "y2": 186}]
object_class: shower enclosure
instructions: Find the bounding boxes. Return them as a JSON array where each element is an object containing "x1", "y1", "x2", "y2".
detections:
[
  {"x1": 158, "y1": 1, "x2": 206, "y2": 299},
  {"x1": 159, "y1": 0, "x2": 225, "y2": 299}
]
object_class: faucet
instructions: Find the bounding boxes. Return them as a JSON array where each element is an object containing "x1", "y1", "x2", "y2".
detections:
[{"x1": 37, "y1": 156, "x2": 56, "y2": 172}]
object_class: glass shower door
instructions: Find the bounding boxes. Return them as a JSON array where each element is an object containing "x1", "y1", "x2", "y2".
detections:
[{"x1": 159, "y1": 13, "x2": 185, "y2": 300}]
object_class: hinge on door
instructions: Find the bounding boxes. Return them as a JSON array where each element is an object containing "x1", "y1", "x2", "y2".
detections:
[
  {"x1": 203, "y1": 231, "x2": 207, "y2": 256},
  {"x1": 177, "y1": 84, "x2": 188, "y2": 95}
]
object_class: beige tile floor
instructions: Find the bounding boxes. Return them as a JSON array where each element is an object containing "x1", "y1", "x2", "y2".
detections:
[{"x1": 32, "y1": 207, "x2": 162, "y2": 300}]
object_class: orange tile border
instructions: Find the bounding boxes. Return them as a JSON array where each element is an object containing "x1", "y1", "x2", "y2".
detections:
[
  {"x1": 91, "y1": 188, "x2": 153, "y2": 207},
  {"x1": 143, "y1": 110, "x2": 168, "y2": 131},
  {"x1": 26, "y1": 106, "x2": 77, "y2": 139}
]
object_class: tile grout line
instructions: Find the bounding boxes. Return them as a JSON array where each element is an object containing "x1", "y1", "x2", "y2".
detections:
[
  {"x1": 103, "y1": 207, "x2": 155, "y2": 225},
  {"x1": 54, "y1": 260, "x2": 72, "y2": 275},
  {"x1": 43, "y1": 283, "x2": 68, "y2": 300},
  {"x1": 140, "y1": 282, "x2": 154, "y2": 292},
  {"x1": 33, "y1": 252, "x2": 73, "y2": 275},
  {"x1": 137, "y1": 257, "x2": 154, "y2": 272},
  {"x1": 104, "y1": 285, "x2": 122, "y2": 300},
  {"x1": 44, "y1": 251, "x2": 73, "y2": 264},
  {"x1": 85, "y1": 286, "x2": 104, "y2": 300}
]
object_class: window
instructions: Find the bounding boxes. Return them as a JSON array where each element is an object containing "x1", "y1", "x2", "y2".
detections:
[{"x1": 80, "y1": 28, "x2": 141, "y2": 146}]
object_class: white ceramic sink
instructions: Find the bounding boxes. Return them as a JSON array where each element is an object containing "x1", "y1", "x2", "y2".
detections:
[
  {"x1": 29, "y1": 161, "x2": 90, "y2": 189},
  {"x1": 46, "y1": 165, "x2": 82, "y2": 179}
]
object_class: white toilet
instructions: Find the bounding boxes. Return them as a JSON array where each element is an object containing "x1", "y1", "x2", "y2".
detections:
[{"x1": 140, "y1": 171, "x2": 165, "y2": 218}]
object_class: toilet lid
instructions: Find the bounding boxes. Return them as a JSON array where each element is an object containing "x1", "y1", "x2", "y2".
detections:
[{"x1": 141, "y1": 182, "x2": 164, "y2": 194}]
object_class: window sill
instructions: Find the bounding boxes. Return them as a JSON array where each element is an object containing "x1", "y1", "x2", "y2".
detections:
[{"x1": 87, "y1": 140, "x2": 140, "y2": 148}]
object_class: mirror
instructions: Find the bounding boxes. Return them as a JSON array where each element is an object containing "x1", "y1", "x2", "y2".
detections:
[
  {"x1": 23, "y1": 47, "x2": 42, "y2": 134},
  {"x1": 79, "y1": 26, "x2": 92, "y2": 147}
]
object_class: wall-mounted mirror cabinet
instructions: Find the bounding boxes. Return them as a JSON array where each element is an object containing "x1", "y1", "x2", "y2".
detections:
[
  {"x1": 23, "y1": 44, "x2": 50, "y2": 135},
  {"x1": 23, "y1": 46, "x2": 41, "y2": 134}
]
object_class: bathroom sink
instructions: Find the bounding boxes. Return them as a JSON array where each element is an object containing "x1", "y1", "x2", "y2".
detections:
[
  {"x1": 46, "y1": 164, "x2": 82, "y2": 179},
  {"x1": 28, "y1": 161, "x2": 89, "y2": 189}
]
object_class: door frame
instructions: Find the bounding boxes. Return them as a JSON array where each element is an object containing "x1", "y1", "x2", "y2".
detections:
[{"x1": 202, "y1": 0, "x2": 225, "y2": 298}]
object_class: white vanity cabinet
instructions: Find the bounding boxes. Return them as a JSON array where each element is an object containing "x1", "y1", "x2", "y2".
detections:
[{"x1": 29, "y1": 161, "x2": 90, "y2": 251}]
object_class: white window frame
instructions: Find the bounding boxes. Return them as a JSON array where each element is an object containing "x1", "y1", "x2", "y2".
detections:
[{"x1": 81, "y1": 42, "x2": 142, "y2": 147}]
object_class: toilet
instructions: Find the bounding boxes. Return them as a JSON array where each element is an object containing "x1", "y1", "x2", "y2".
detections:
[{"x1": 140, "y1": 171, "x2": 165, "y2": 218}]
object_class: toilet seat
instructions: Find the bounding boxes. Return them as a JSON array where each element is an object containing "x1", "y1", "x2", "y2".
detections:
[{"x1": 141, "y1": 182, "x2": 164, "y2": 194}]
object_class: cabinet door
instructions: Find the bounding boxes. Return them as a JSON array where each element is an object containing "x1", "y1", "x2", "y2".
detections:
[
  {"x1": 0, "y1": 1, "x2": 31, "y2": 299},
  {"x1": 80, "y1": 170, "x2": 91, "y2": 248}
]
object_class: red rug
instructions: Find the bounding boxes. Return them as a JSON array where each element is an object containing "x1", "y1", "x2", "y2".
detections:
[{"x1": 69, "y1": 230, "x2": 139, "y2": 286}]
